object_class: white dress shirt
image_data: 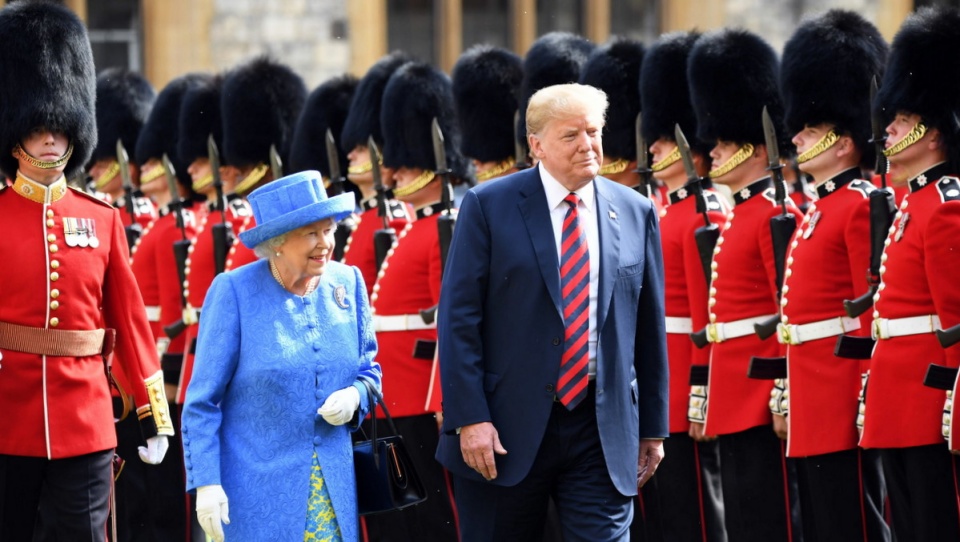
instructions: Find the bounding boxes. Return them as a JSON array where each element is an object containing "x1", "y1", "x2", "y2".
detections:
[{"x1": 539, "y1": 163, "x2": 599, "y2": 377}]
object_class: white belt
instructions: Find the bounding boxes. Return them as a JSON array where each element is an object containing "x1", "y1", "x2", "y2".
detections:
[
  {"x1": 778, "y1": 316, "x2": 860, "y2": 345},
  {"x1": 872, "y1": 314, "x2": 941, "y2": 340},
  {"x1": 706, "y1": 314, "x2": 776, "y2": 343},
  {"x1": 665, "y1": 316, "x2": 693, "y2": 334},
  {"x1": 373, "y1": 314, "x2": 436, "y2": 332},
  {"x1": 144, "y1": 306, "x2": 161, "y2": 323}
]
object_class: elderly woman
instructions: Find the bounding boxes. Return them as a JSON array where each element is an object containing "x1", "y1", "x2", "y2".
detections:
[{"x1": 181, "y1": 170, "x2": 381, "y2": 542}]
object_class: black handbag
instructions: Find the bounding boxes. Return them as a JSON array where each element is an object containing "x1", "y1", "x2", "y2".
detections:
[{"x1": 353, "y1": 378, "x2": 428, "y2": 516}]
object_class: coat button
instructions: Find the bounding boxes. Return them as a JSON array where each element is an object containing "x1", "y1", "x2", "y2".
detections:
[
  {"x1": 313, "y1": 437, "x2": 321, "y2": 446},
  {"x1": 552, "y1": 337, "x2": 560, "y2": 346},
  {"x1": 545, "y1": 384, "x2": 554, "y2": 392}
]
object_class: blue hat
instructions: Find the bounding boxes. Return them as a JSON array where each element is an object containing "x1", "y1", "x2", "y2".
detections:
[{"x1": 239, "y1": 170, "x2": 355, "y2": 249}]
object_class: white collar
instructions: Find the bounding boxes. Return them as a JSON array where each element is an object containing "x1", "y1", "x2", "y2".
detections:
[{"x1": 539, "y1": 162, "x2": 595, "y2": 214}]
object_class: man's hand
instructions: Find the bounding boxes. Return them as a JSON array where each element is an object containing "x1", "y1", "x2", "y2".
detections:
[
  {"x1": 637, "y1": 439, "x2": 665, "y2": 488},
  {"x1": 138, "y1": 435, "x2": 169, "y2": 464},
  {"x1": 773, "y1": 414, "x2": 788, "y2": 440},
  {"x1": 688, "y1": 422, "x2": 716, "y2": 442},
  {"x1": 460, "y1": 422, "x2": 507, "y2": 481}
]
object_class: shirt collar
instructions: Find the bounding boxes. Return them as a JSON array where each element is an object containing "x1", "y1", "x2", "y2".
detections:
[
  {"x1": 13, "y1": 172, "x2": 68, "y2": 204},
  {"x1": 539, "y1": 162, "x2": 595, "y2": 213}
]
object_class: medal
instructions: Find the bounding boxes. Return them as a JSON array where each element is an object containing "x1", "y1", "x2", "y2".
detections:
[
  {"x1": 895, "y1": 212, "x2": 910, "y2": 242},
  {"x1": 88, "y1": 218, "x2": 100, "y2": 248},
  {"x1": 64, "y1": 217, "x2": 78, "y2": 247},
  {"x1": 76, "y1": 217, "x2": 89, "y2": 248}
]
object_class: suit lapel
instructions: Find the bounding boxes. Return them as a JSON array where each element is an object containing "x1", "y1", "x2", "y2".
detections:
[
  {"x1": 517, "y1": 169, "x2": 562, "y2": 319},
  {"x1": 595, "y1": 179, "x2": 620, "y2": 334}
]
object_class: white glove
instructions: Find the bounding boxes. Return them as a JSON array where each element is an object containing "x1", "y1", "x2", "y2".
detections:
[
  {"x1": 138, "y1": 435, "x2": 169, "y2": 465},
  {"x1": 318, "y1": 386, "x2": 361, "y2": 426},
  {"x1": 196, "y1": 484, "x2": 230, "y2": 542}
]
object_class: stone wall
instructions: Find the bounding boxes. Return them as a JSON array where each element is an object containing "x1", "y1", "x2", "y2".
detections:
[
  {"x1": 208, "y1": 0, "x2": 350, "y2": 89},
  {"x1": 724, "y1": 0, "x2": 880, "y2": 51}
]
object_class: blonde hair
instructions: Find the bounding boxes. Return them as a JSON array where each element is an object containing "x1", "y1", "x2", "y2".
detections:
[{"x1": 526, "y1": 83, "x2": 608, "y2": 137}]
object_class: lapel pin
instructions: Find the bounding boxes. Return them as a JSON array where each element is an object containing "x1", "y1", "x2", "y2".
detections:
[
  {"x1": 334, "y1": 285, "x2": 348, "y2": 308},
  {"x1": 608, "y1": 210, "x2": 617, "y2": 220}
]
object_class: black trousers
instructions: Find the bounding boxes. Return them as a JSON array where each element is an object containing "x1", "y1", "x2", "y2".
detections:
[
  {"x1": 634, "y1": 432, "x2": 727, "y2": 542},
  {"x1": 718, "y1": 425, "x2": 795, "y2": 542},
  {"x1": 0, "y1": 449, "x2": 113, "y2": 542},
  {"x1": 361, "y1": 413, "x2": 459, "y2": 542},
  {"x1": 451, "y1": 390, "x2": 632, "y2": 542},
  {"x1": 794, "y1": 448, "x2": 890, "y2": 542},
  {"x1": 880, "y1": 444, "x2": 960, "y2": 542}
]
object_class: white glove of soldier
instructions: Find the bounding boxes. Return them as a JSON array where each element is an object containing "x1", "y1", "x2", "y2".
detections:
[
  {"x1": 138, "y1": 435, "x2": 169, "y2": 465},
  {"x1": 196, "y1": 484, "x2": 230, "y2": 542},
  {"x1": 318, "y1": 386, "x2": 361, "y2": 426}
]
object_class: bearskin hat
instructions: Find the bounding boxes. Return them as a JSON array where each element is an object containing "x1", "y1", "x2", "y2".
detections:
[
  {"x1": 876, "y1": 6, "x2": 960, "y2": 159},
  {"x1": 177, "y1": 75, "x2": 223, "y2": 167},
  {"x1": 136, "y1": 73, "x2": 208, "y2": 187},
  {"x1": 640, "y1": 31, "x2": 711, "y2": 157},
  {"x1": 340, "y1": 51, "x2": 413, "y2": 153},
  {"x1": 221, "y1": 56, "x2": 307, "y2": 170},
  {"x1": 579, "y1": 37, "x2": 644, "y2": 161},
  {"x1": 452, "y1": 45, "x2": 523, "y2": 164},
  {"x1": 91, "y1": 69, "x2": 155, "y2": 166},
  {"x1": 782, "y1": 10, "x2": 887, "y2": 168},
  {"x1": 380, "y1": 62, "x2": 472, "y2": 184},
  {"x1": 688, "y1": 29, "x2": 787, "y2": 151},
  {"x1": 518, "y1": 32, "x2": 595, "y2": 142},
  {"x1": 0, "y1": 0, "x2": 97, "y2": 179},
  {"x1": 289, "y1": 74, "x2": 359, "y2": 180}
]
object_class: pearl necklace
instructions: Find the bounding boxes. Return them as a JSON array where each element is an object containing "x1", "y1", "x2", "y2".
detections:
[{"x1": 270, "y1": 259, "x2": 319, "y2": 296}]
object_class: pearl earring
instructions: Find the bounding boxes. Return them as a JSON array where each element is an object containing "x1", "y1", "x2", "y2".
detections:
[{"x1": 275, "y1": 252, "x2": 281, "y2": 257}]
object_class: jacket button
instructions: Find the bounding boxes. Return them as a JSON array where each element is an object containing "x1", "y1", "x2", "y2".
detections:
[
  {"x1": 545, "y1": 384, "x2": 554, "y2": 392},
  {"x1": 552, "y1": 337, "x2": 560, "y2": 346}
]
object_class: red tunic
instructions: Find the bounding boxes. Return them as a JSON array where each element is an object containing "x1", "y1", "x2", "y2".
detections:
[
  {"x1": 342, "y1": 197, "x2": 413, "y2": 296},
  {"x1": 781, "y1": 170, "x2": 873, "y2": 457},
  {"x1": 129, "y1": 205, "x2": 198, "y2": 355},
  {"x1": 704, "y1": 178, "x2": 800, "y2": 436},
  {"x1": 0, "y1": 175, "x2": 163, "y2": 458},
  {"x1": 175, "y1": 197, "x2": 252, "y2": 403},
  {"x1": 371, "y1": 203, "x2": 444, "y2": 418},
  {"x1": 659, "y1": 183, "x2": 728, "y2": 432},
  {"x1": 862, "y1": 165, "x2": 960, "y2": 449},
  {"x1": 116, "y1": 193, "x2": 158, "y2": 230},
  {"x1": 225, "y1": 214, "x2": 258, "y2": 271}
]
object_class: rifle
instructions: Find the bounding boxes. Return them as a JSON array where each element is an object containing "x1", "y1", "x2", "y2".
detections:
[
  {"x1": 160, "y1": 154, "x2": 195, "y2": 340},
  {"x1": 208, "y1": 135, "x2": 234, "y2": 275},
  {"x1": 326, "y1": 128, "x2": 356, "y2": 261},
  {"x1": 269, "y1": 144, "x2": 283, "y2": 180},
  {"x1": 418, "y1": 119, "x2": 458, "y2": 327},
  {"x1": 116, "y1": 140, "x2": 142, "y2": 251},
  {"x1": 753, "y1": 106, "x2": 797, "y2": 341},
  {"x1": 634, "y1": 113, "x2": 655, "y2": 201},
  {"x1": 514, "y1": 110, "x2": 531, "y2": 170},
  {"x1": 676, "y1": 125, "x2": 722, "y2": 350},
  {"x1": 843, "y1": 77, "x2": 897, "y2": 319},
  {"x1": 367, "y1": 137, "x2": 397, "y2": 272}
]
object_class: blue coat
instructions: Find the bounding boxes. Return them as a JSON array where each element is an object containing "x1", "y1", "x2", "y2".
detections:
[
  {"x1": 436, "y1": 167, "x2": 669, "y2": 496},
  {"x1": 182, "y1": 260, "x2": 380, "y2": 541}
]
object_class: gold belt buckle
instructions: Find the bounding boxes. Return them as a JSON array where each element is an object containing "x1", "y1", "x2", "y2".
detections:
[
  {"x1": 778, "y1": 323, "x2": 793, "y2": 345},
  {"x1": 707, "y1": 323, "x2": 721, "y2": 344},
  {"x1": 872, "y1": 318, "x2": 884, "y2": 340}
]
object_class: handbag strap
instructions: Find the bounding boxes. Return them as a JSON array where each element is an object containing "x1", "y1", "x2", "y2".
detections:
[{"x1": 357, "y1": 377, "x2": 402, "y2": 467}]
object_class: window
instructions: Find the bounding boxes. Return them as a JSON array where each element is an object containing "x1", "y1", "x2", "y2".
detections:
[
  {"x1": 462, "y1": 0, "x2": 510, "y2": 50},
  {"x1": 537, "y1": 0, "x2": 584, "y2": 35},
  {"x1": 610, "y1": 0, "x2": 659, "y2": 43},
  {"x1": 388, "y1": 0, "x2": 435, "y2": 64},
  {"x1": 87, "y1": 0, "x2": 142, "y2": 72}
]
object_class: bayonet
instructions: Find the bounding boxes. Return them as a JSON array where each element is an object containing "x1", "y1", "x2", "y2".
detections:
[
  {"x1": 368, "y1": 137, "x2": 396, "y2": 272},
  {"x1": 161, "y1": 154, "x2": 194, "y2": 340},
  {"x1": 635, "y1": 113, "x2": 654, "y2": 199},
  {"x1": 115, "y1": 139, "x2": 141, "y2": 250},
  {"x1": 208, "y1": 135, "x2": 232, "y2": 275},
  {"x1": 514, "y1": 110, "x2": 531, "y2": 170},
  {"x1": 269, "y1": 144, "x2": 283, "y2": 180},
  {"x1": 869, "y1": 76, "x2": 888, "y2": 188},
  {"x1": 325, "y1": 128, "x2": 344, "y2": 196}
]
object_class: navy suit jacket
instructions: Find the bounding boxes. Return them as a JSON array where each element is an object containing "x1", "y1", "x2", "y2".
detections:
[{"x1": 435, "y1": 166, "x2": 669, "y2": 496}]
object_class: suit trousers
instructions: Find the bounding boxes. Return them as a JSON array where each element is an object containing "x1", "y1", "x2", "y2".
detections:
[
  {"x1": 633, "y1": 432, "x2": 727, "y2": 542},
  {"x1": 717, "y1": 425, "x2": 794, "y2": 542},
  {"x1": 452, "y1": 388, "x2": 632, "y2": 542},
  {"x1": 794, "y1": 448, "x2": 890, "y2": 542},
  {"x1": 879, "y1": 444, "x2": 960, "y2": 542},
  {"x1": 0, "y1": 449, "x2": 113, "y2": 542}
]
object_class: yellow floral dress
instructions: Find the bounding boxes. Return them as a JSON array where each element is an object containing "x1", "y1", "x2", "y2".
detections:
[{"x1": 304, "y1": 452, "x2": 342, "y2": 542}]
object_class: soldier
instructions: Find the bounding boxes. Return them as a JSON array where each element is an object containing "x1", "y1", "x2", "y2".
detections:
[
  {"x1": 339, "y1": 52, "x2": 414, "y2": 296},
  {"x1": 579, "y1": 37, "x2": 646, "y2": 192},
  {"x1": 220, "y1": 56, "x2": 308, "y2": 271},
  {"x1": 452, "y1": 45, "x2": 523, "y2": 183},
  {"x1": 289, "y1": 74, "x2": 361, "y2": 261},
  {"x1": 363, "y1": 61, "x2": 472, "y2": 542},
  {"x1": 87, "y1": 68, "x2": 158, "y2": 236},
  {"x1": 111, "y1": 74, "x2": 205, "y2": 542},
  {"x1": 0, "y1": 2, "x2": 172, "y2": 540},
  {"x1": 866, "y1": 7, "x2": 960, "y2": 539},
  {"x1": 634, "y1": 30, "x2": 729, "y2": 542},
  {"x1": 687, "y1": 28, "x2": 802, "y2": 541},
  {"x1": 777, "y1": 11, "x2": 891, "y2": 541}
]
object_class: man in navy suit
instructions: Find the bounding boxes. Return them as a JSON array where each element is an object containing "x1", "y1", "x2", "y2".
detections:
[{"x1": 436, "y1": 83, "x2": 669, "y2": 541}]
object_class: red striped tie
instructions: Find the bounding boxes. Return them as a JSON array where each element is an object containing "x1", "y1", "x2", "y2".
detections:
[{"x1": 558, "y1": 193, "x2": 590, "y2": 409}]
